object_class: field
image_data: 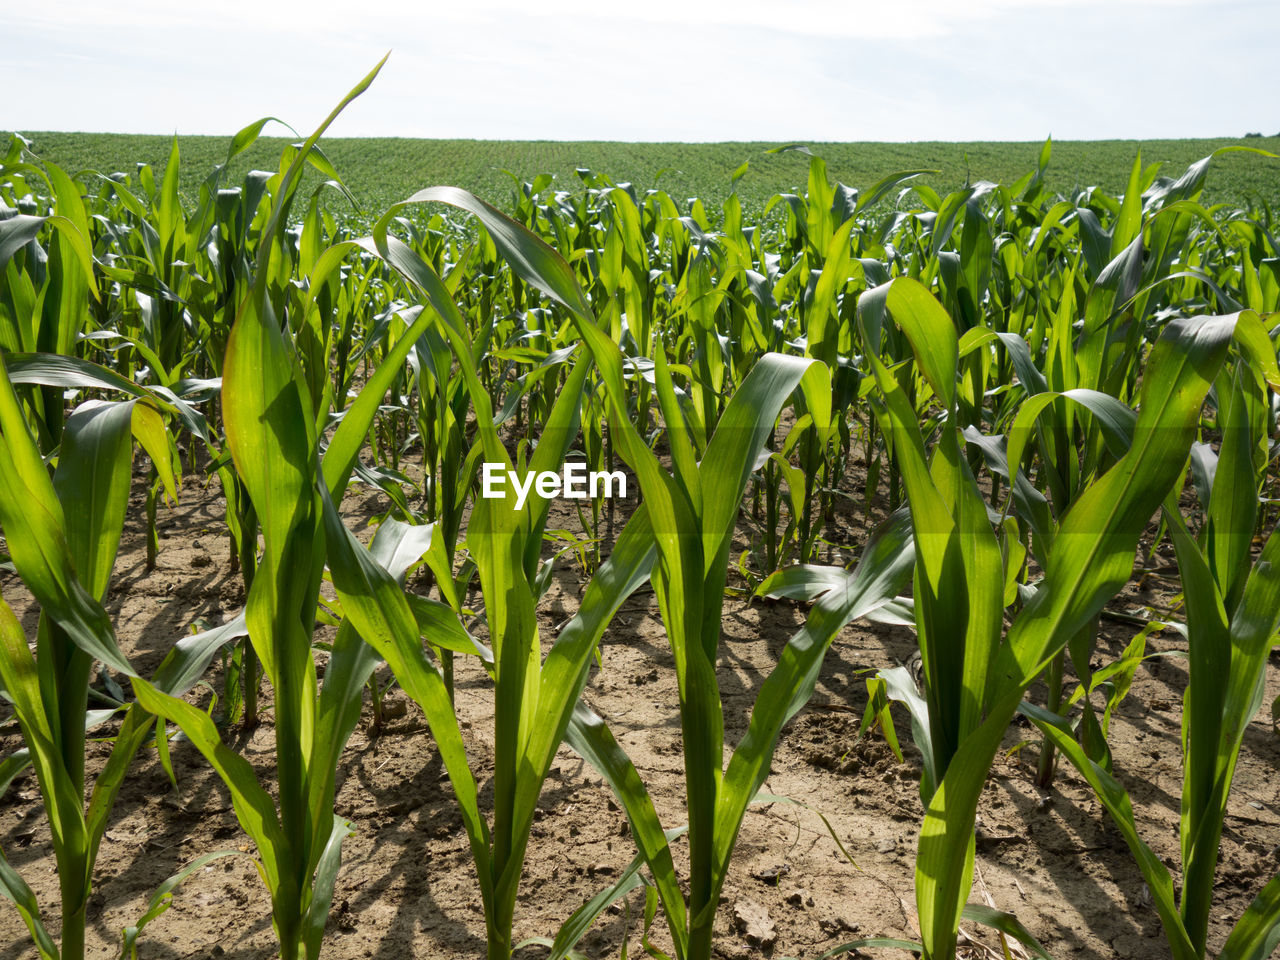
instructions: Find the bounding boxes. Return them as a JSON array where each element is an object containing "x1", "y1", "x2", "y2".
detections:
[
  {"x1": 17, "y1": 131, "x2": 1280, "y2": 219},
  {"x1": 2, "y1": 62, "x2": 1279, "y2": 960}
]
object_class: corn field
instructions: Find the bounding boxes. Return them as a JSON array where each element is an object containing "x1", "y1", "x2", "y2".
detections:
[{"x1": 1, "y1": 63, "x2": 1279, "y2": 960}]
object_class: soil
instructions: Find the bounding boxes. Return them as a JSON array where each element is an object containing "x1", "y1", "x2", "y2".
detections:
[{"x1": 1, "y1": 453, "x2": 1278, "y2": 960}]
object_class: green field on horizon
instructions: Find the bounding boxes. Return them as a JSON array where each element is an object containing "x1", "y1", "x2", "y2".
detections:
[{"x1": 11, "y1": 131, "x2": 1280, "y2": 216}]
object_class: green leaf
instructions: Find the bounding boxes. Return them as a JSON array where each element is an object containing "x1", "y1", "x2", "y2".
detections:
[
  {"x1": 53, "y1": 400, "x2": 136, "y2": 601},
  {"x1": 1, "y1": 354, "x2": 174, "y2": 412},
  {"x1": 565, "y1": 703, "x2": 689, "y2": 957},
  {"x1": 0, "y1": 359, "x2": 135, "y2": 678},
  {"x1": 318, "y1": 481, "x2": 494, "y2": 911},
  {"x1": 536, "y1": 827, "x2": 688, "y2": 960},
  {"x1": 302, "y1": 816, "x2": 355, "y2": 960},
  {"x1": 1022, "y1": 701, "x2": 1196, "y2": 960},
  {"x1": 130, "y1": 679, "x2": 288, "y2": 900},
  {"x1": 1221, "y1": 871, "x2": 1280, "y2": 960},
  {"x1": 0, "y1": 843, "x2": 59, "y2": 959},
  {"x1": 716, "y1": 509, "x2": 914, "y2": 864},
  {"x1": 961, "y1": 903, "x2": 1055, "y2": 960},
  {"x1": 915, "y1": 311, "x2": 1241, "y2": 960},
  {"x1": 1004, "y1": 389, "x2": 1137, "y2": 494},
  {"x1": 119, "y1": 849, "x2": 251, "y2": 960}
]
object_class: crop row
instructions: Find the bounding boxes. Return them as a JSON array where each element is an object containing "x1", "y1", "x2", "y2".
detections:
[{"x1": 16, "y1": 130, "x2": 1280, "y2": 225}]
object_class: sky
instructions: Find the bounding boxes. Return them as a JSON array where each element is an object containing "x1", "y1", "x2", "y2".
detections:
[{"x1": 4, "y1": 0, "x2": 1274, "y2": 142}]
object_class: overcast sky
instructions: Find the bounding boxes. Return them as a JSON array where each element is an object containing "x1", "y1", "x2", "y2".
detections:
[{"x1": 5, "y1": 0, "x2": 1274, "y2": 141}]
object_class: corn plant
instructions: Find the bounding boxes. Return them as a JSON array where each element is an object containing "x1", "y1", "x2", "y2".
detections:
[
  {"x1": 1023, "y1": 345, "x2": 1280, "y2": 960},
  {"x1": 0, "y1": 350, "x2": 259, "y2": 959},
  {"x1": 123, "y1": 58, "x2": 431, "y2": 960},
  {"x1": 857, "y1": 276, "x2": 1274, "y2": 959},
  {"x1": 970, "y1": 322, "x2": 1136, "y2": 785},
  {"x1": 390, "y1": 189, "x2": 917, "y2": 960},
  {"x1": 299, "y1": 190, "x2": 659, "y2": 958}
]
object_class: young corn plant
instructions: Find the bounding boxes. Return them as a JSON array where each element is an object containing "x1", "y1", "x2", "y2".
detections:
[
  {"x1": 0, "y1": 353, "x2": 252, "y2": 960},
  {"x1": 857, "y1": 277, "x2": 1272, "y2": 960},
  {"x1": 395, "y1": 189, "x2": 916, "y2": 960},
  {"x1": 123, "y1": 58, "x2": 441, "y2": 960},
  {"x1": 1023, "y1": 346, "x2": 1280, "y2": 960},
  {"x1": 299, "y1": 189, "x2": 663, "y2": 960},
  {"x1": 963, "y1": 293, "x2": 1137, "y2": 785}
]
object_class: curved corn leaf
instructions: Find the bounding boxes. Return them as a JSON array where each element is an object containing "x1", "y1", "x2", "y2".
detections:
[
  {"x1": 0, "y1": 213, "x2": 98, "y2": 299},
  {"x1": 130, "y1": 679, "x2": 287, "y2": 901},
  {"x1": 565, "y1": 703, "x2": 688, "y2": 957},
  {"x1": 318, "y1": 479, "x2": 494, "y2": 911},
  {"x1": 528, "y1": 826, "x2": 689, "y2": 960},
  {"x1": 960, "y1": 903, "x2": 1054, "y2": 960},
  {"x1": 0, "y1": 843, "x2": 59, "y2": 959},
  {"x1": 302, "y1": 815, "x2": 355, "y2": 959},
  {"x1": 715, "y1": 509, "x2": 914, "y2": 876},
  {"x1": 1021, "y1": 701, "x2": 1195, "y2": 960},
  {"x1": 1004, "y1": 389, "x2": 1137, "y2": 492},
  {"x1": 0, "y1": 357, "x2": 132, "y2": 677},
  {"x1": 3, "y1": 353, "x2": 177, "y2": 414}
]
